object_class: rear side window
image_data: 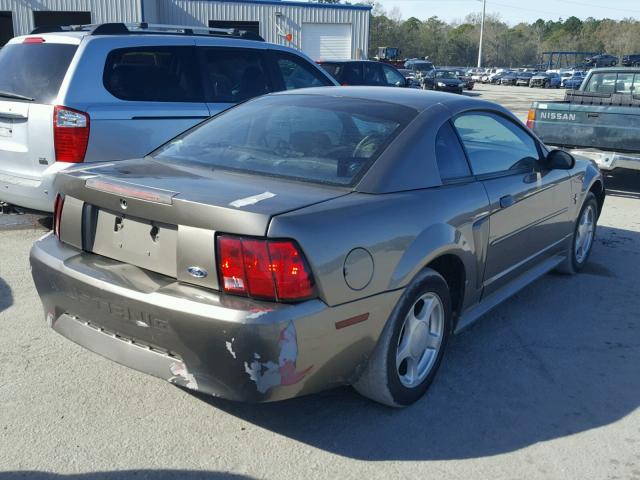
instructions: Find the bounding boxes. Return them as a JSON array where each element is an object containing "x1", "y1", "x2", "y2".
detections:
[
  {"x1": 0, "y1": 43, "x2": 77, "y2": 104},
  {"x1": 364, "y1": 62, "x2": 385, "y2": 86},
  {"x1": 273, "y1": 52, "x2": 333, "y2": 90},
  {"x1": 435, "y1": 122, "x2": 471, "y2": 180},
  {"x1": 104, "y1": 46, "x2": 202, "y2": 102},
  {"x1": 321, "y1": 63, "x2": 363, "y2": 85},
  {"x1": 200, "y1": 47, "x2": 271, "y2": 103},
  {"x1": 585, "y1": 72, "x2": 640, "y2": 94}
]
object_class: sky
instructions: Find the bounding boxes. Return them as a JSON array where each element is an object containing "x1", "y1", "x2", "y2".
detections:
[{"x1": 376, "y1": 0, "x2": 640, "y2": 25}]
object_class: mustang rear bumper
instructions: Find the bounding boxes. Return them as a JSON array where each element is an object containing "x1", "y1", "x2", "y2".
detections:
[{"x1": 30, "y1": 234, "x2": 402, "y2": 402}]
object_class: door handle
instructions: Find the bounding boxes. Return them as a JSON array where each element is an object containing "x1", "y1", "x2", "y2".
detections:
[{"x1": 499, "y1": 195, "x2": 515, "y2": 209}]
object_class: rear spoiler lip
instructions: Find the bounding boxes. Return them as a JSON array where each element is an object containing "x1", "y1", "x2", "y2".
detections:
[{"x1": 85, "y1": 177, "x2": 177, "y2": 205}]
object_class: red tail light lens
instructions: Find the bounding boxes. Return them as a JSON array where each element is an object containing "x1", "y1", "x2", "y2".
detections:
[
  {"x1": 53, "y1": 193, "x2": 64, "y2": 238},
  {"x1": 217, "y1": 236, "x2": 315, "y2": 302},
  {"x1": 526, "y1": 109, "x2": 535, "y2": 130},
  {"x1": 54, "y1": 106, "x2": 90, "y2": 163}
]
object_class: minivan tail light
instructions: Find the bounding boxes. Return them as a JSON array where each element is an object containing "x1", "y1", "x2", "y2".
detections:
[
  {"x1": 53, "y1": 194, "x2": 64, "y2": 238},
  {"x1": 526, "y1": 109, "x2": 536, "y2": 130},
  {"x1": 54, "y1": 106, "x2": 90, "y2": 163},
  {"x1": 217, "y1": 236, "x2": 315, "y2": 302}
]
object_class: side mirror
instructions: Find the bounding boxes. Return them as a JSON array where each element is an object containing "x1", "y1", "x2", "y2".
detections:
[{"x1": 547, "y1": 149, "x2": 575, "y2": 170}]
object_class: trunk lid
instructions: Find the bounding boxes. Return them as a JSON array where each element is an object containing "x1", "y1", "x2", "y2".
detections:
[{"x1": 56, "y1": 158, "x2": 349, "y2": 290}]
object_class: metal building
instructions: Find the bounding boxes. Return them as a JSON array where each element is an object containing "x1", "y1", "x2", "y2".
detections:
[{"x1": 1, "y1": 0, "x2": 371, "y2": 59}]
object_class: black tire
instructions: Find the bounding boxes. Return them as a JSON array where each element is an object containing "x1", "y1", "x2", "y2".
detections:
[
  {"x1": 353, "y1": 268, "x2": 452, "y2": 407},
  {"x1": 544, "y1": 80, "x2": 549, "y2": 88},
  {"x1": 556, "y1": 192, "x2": 599, "y2": 274}
]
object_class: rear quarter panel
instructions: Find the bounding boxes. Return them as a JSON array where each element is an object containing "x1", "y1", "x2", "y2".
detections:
[{"x1": 268, "y1": 183, "x2": 489, "y2": 309}]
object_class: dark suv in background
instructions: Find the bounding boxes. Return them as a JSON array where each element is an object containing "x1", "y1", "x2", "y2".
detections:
[{"x1": 318, "y1": 60, "x2": 408, "y2": 87}]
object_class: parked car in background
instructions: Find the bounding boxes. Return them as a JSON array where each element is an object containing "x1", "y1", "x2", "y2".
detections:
[
  {"x1": 453, "y1": 69, "x2": 474, "y2": 90},
  {"x1": 622, "y1": 54, "x2": 640, "y2": 67},
  {"x1": 585, "y1": 54, "x2": 618, "y2": 67},
  {"x1": 318, "y1": 60, "x2": 408, "y2": 88},
  {"x1": 0, "y1": 23, "x2": 336, "y2": 212},
  {"x1": 499, "y1": 71, "x2": 519, "y2": 86},
  {"x1": 515, "y1": 71, "x2": 535, "y2": 86},
  {"x1": 31, "y1": 87, "x2": 604, "y2": 407},
  {"x1": 467, "y1": 67, "x2": 485, "y2": 81},
  {"x1": 528, "y1": 68, "x2": 640, "y2": 173},
  {"x1": 421, "y1": 69, "x2": 464, "y2": 93},
  {"x1": 403, "y1": 59, "x2": 435, "y2": 78},
  {"x1": 398, "y1": 68, "x2": 421, "y2": 88},
  {"x1": 530, "y1": 72, "x2": 561, "y2": 88},
  {"x1": 563, "y1": 72, "x2": 586, "y2": 90},
  {"x1": 488, "y1": 70, "x2": 510, "y2": 84}
]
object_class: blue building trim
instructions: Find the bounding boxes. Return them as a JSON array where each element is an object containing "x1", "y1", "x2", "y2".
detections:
[{"x1": 197, "y1": 0, "x2": 372, "y2": 10}]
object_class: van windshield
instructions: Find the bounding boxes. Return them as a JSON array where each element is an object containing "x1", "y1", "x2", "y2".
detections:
[{"x1": 0, "y1": 43, "x2": 78, "y2": 104}]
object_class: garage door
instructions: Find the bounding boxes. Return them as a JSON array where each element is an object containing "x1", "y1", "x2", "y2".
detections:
[{"x1": 302, "y1": 23, "x2": 352, "y2": 60}]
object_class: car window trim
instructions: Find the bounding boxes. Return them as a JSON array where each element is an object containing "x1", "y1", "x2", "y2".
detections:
[
  {"x1": 436, "y1": 120, "x2": 475, "y2": 184},
  {"x1": 452, "y1": 109, "x2": 546, "y2": 179}
]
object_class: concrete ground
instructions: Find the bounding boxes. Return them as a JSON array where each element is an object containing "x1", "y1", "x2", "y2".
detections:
[{"x1": 1, "y1": 85, "x2": 639, "y2": 480}]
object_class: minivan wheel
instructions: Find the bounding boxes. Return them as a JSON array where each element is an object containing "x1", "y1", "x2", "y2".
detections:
[
  {"x1": 556, "y1": 192, "x2": 598, "y2": 274},
  {"x1": 353, "y1": 269, "x2": 451, "y2": 407}
]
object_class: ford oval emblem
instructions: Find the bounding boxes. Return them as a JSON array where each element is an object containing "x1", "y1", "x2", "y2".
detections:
[{"x1": 187, "y1": 266, "x2": 208, "y2": 279}]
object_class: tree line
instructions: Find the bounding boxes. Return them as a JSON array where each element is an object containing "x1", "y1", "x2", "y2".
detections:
[{"x1": 367, "y1": 6, "x2": 640, "y2": 68}]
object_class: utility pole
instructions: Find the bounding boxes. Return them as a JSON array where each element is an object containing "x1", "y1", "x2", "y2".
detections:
[{"x1": 477, "y1": 0, "x2": 486, "y2": 68}]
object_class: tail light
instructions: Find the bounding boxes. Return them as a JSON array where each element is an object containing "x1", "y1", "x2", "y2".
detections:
[
  {"x1": 53, "y1": 193, "x2": 64, "y2": 238},
  {"x1": 526, "y1": 109, "x2": 535, "y2": 130},
  {"x1": 23, "y1": 37, "x2": 45, "y2": 44},
  {"x1": 217, "y1": 235, "x2": 315, "y2": 302},
  {"x1": 54, "y1": 106, "x2": 90, "y2": 163}
]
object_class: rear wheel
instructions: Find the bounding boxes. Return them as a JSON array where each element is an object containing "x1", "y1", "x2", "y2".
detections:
[
  {"x1": 557, "y1": 192, "x2": 598, "y2": 274},
  {"x1": 353, "y1": 269, "x2": 451, "y2": 407}
]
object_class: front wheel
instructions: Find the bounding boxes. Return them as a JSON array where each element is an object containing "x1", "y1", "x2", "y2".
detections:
[
  {"x1": 557, "y1": 192, "x2": 598, "y2": 274},
  {"x1": 353, "y1": 269, "x2": 452, "y2": 407}
]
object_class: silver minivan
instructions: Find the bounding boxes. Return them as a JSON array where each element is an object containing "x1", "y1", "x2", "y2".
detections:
[{"x1": 0, "y1": 23, "x2": 337, "y2": 212}]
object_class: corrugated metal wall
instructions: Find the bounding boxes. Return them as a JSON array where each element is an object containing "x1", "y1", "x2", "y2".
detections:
[
  {"x1": 154, "y1": 0, "x2": 370, "y2": 59},
  {"x1": 0, "y1": 0, "x2": 142, "y2": 36}
]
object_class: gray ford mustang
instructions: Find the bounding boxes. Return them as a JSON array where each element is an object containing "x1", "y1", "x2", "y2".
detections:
[{"x1": 30, "y1": 87, "x2": 604, "y2": 406}]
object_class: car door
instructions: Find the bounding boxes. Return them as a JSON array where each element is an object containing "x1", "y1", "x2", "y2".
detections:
[{"x1": 453, "y1": 111, "x2": 573, "y2": 296}]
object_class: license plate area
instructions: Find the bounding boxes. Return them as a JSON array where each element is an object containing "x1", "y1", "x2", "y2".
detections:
[{"x1": 92, "y1": 210, "x2": 178, "y2": 278}]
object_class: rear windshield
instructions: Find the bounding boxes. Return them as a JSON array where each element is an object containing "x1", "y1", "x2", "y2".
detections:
[
  {"x1": 151, "y1": 94, "x2": 416, "y2": 186},
  {"x1": 0, "y1": 43, "x2": 77, "y2": 103}
]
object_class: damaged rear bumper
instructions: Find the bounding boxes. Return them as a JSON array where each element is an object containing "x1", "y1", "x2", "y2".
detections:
[{"x1": 30, "y1": 234, "x2": 402, "y2": 402}]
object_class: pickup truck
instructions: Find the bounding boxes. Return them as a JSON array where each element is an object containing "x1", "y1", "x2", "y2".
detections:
[{"x1": 527, "y1": 68, "x2": 640, "y2": 172}]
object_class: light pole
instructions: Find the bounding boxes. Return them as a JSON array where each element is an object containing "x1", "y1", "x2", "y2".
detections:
[{"x1": 477, "y1": 0, "x2": 486, "y2": 68}]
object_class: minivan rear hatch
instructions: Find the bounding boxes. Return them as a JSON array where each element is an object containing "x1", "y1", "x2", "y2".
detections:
[{"x1": 0, "y1": 39, "x2": 78, "y2": 179}]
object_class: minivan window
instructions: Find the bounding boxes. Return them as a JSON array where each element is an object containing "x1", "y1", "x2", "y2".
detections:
[
  {"x1": 152, "y1": 95, "x2": 416, "y2": 186},
  {"x1": 104, "y1": 46, "x2": 202, "y2": 102},
  {"x1": 273, "y1": 52, "x2": 333, "y2": 90},
  {"x1": 0, "y1": 43, "x2": 77, "y2": 103},
  {"x1": 200, "y1": 48, "x2": 271, "y2": 102}
]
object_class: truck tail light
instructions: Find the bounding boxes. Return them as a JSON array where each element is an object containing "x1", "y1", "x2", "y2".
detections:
[
  {"x1": 53, "y1": 193, "x2": 64, "y2": 238},
  {"x1": 54, "y1": 106, "x2": 90, "y2": 163},
  {"x1": 217, "y1": 236, "x2": 315, "y2": 302},
  {"x1": 526, "y1": 109, "x2": 535, "y2": 130}
]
